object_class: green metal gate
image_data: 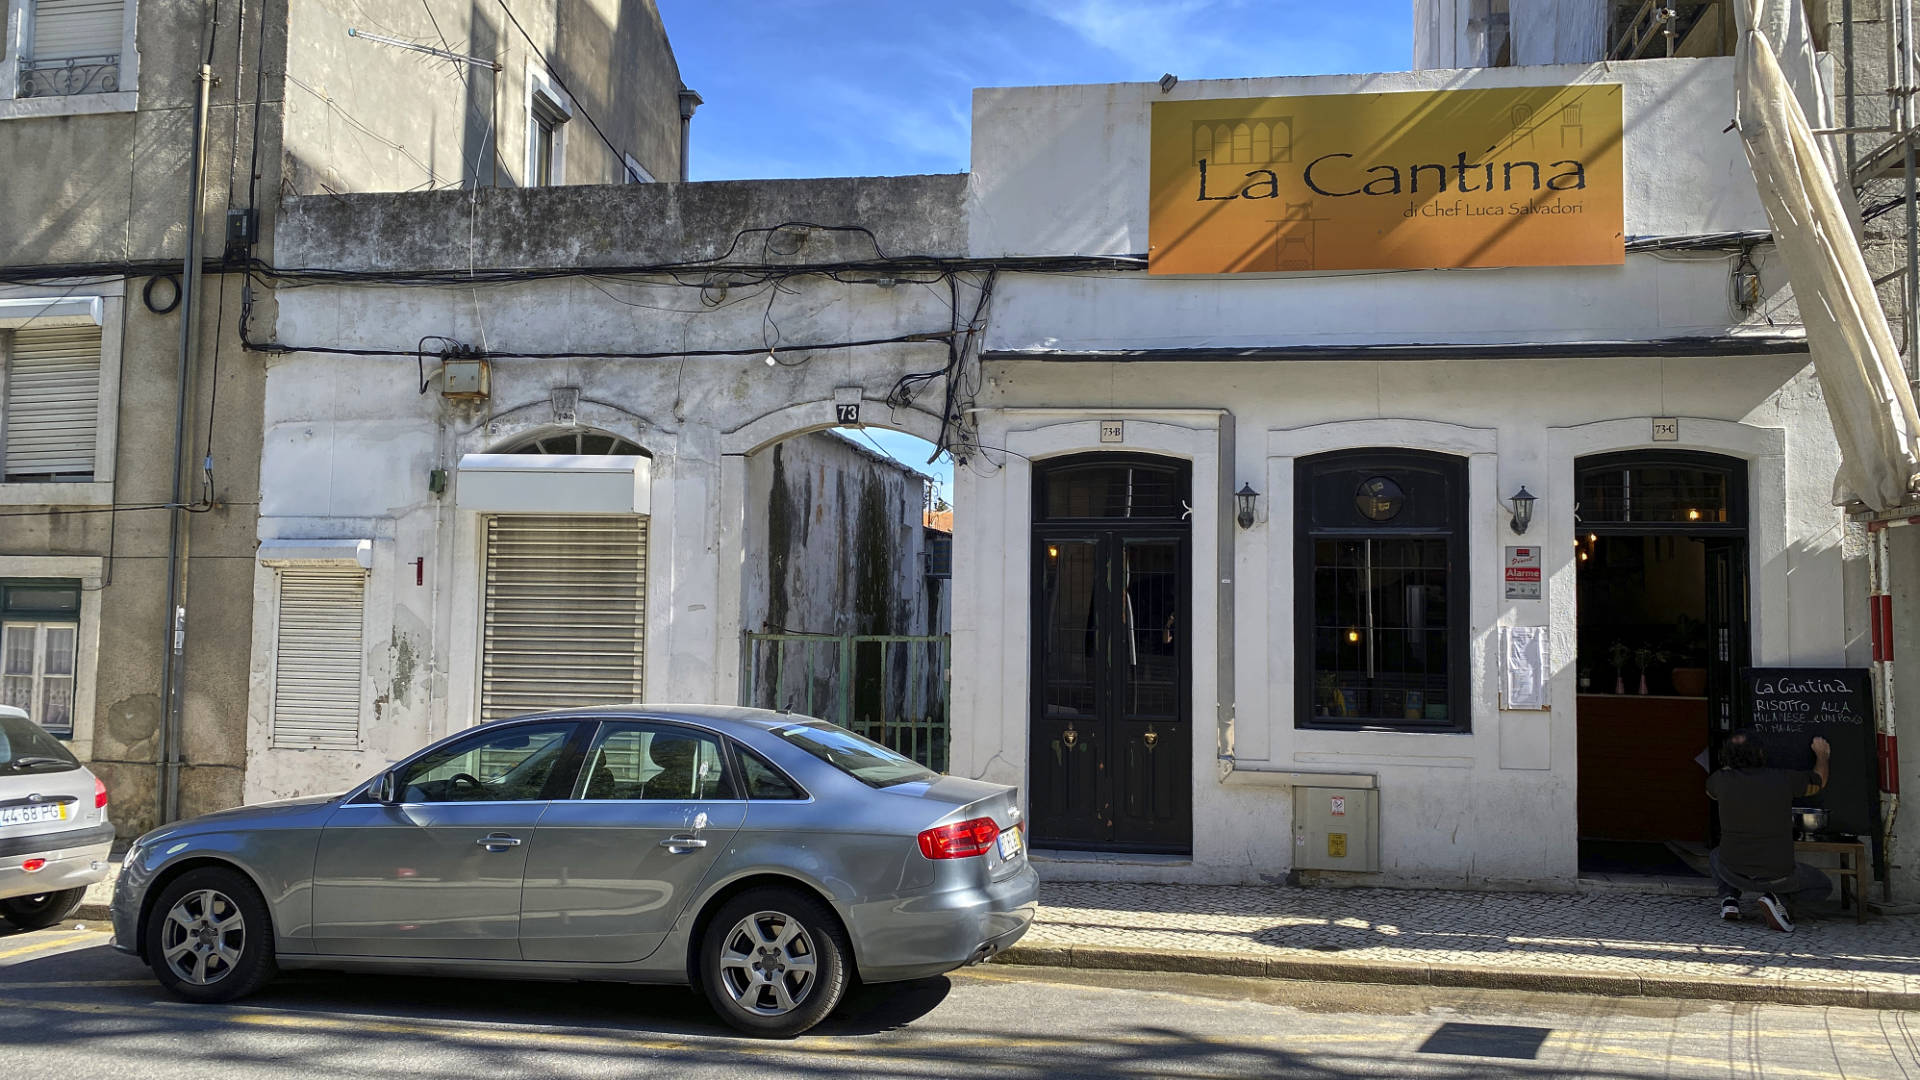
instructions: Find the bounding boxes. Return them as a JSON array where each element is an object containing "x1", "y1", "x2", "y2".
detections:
[{"x1": 740, "y1": 633, "x2": 950, "y2": 771}]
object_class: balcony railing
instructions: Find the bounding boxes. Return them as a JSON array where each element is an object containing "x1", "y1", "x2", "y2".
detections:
[{"x1": 20, "y1": 55, "x2": 121, "y2": 98}]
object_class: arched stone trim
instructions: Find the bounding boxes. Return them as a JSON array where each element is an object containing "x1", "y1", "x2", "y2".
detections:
[
  {"x1": 1254, "y1": 419, "x2": 1500, "y2": 765},
  {"x1": 458, "y1": 398, "x2": 674, "y2": 459},
  {"x1": 1546, "y1": 416, "x2": 1791, "y2": 665},
  {"x1": 721, "y1": 400, "x2": 943, "y2": 456}
]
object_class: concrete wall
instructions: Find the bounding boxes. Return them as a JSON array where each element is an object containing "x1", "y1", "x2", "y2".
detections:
[
  {"x1": 1, "y1": 0, "x2": 687, "y2": 834},
  {"x1": 281, "y1": 0, "x2": 685, "y2": 195}
]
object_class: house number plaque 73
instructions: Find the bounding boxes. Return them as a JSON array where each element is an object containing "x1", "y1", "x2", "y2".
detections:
[{"x1": 835, "y1": 403, "x2": 861, "y2": 425}]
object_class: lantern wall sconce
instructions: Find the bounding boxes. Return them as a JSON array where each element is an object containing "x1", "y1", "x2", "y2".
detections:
[
  {"x1": 1235, "y1": 483, "x2": 1259, "y2": 529},
  {"x1": 1503, "y1": 486, "x2": 1537, "y2": 535}
]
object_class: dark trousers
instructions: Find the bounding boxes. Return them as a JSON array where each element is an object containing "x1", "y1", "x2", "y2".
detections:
[{"x1": 1710, "y1": 848, "x2": 1833, "y2": 911}]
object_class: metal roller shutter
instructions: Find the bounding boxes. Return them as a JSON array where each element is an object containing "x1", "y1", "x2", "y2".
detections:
[
  {"x1": 271, "y1": 568, "x2": 366, "y2": 749},
  {"x1": 482, "y1": 515, "x2": 647, "y2": 722},
  {"x1": 30, "y1": 0, "x2": 124, "y2": 60},
  {"x1": 4, "y1": 326, "x2": 102, "y2": 480}
]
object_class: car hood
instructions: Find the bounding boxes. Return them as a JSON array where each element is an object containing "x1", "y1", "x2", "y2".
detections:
[{"x1": 142, "y1": 793, "x2": 342, "y2": 843}]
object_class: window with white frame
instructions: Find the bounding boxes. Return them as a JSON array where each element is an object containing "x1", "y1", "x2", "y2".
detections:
[
  {"x1": 270, "y1": 566, "x2": 367, "y2": 750},
  {"x1": 3, "y1": 0, "x2": 137, "y2": 102},
  {"x1": 525, "y1": 63, "x2": 571, "y2": 186},
  {"x1": 1, "y1": 313, "x2": 105, "y2": 482},
  {"x1": 0, "y1": 580, "x2": 80, "y2": 735}
]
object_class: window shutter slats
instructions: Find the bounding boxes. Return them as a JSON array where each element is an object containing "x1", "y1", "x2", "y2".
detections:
[
  {"x1": 4, "y1": 326, "x2": 103, "y2": 480},
  {"x1": 482, "y1": 515, "x2": 647, "y2": 722},
  {"x1": 271, "y1": 568, "x2": 366, "y2": 749},
  {"x1": 30, "y1": 0, "x2": 125, "y2": 60}
]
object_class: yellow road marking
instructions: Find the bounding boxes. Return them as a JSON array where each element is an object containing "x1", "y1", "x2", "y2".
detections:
[{"x1": 0, "y1": 931, "x2": 107, "y2": 961}]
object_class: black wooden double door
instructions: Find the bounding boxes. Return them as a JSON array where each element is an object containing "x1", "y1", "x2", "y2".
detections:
[{"x1": 1030, "y1": 530, "x2": 1191, "y2": 853}]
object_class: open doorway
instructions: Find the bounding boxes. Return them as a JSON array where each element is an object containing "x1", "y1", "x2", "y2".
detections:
[{"x1": 1574, "y1": 452, "x2": 1748, "y2": 881}]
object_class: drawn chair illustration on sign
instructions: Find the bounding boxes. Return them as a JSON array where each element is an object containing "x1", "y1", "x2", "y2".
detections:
[
  {"x1": 1270, "y1": 200, "x2": 1325, "y2": 271},
  {"x1": 1560, "y1": 103, "x2": 1584, "y2": 148}
]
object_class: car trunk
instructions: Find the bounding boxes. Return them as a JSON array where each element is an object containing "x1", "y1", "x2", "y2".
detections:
[{"x1": 895, "y1": 776, "x2": 1027, "y2": 880}]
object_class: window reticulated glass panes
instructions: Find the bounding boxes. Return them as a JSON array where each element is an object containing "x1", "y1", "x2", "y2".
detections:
[
  {"x1": 577, "y1": 724, "x2": 734, "y2": 800},
  {"x1": 504, "y1": 430, "x2": 647, "y2": 456},
  {"x1": 1576, "y1": 452, "x2": 1740, "y2": 527},
  {"x1": 397, "y1": 722, "x2": 576, "y2": 803},
  {"x1": 1297, "y1": 451, "x2": 1468, "y2": 732},
  {"x1": 1036, "y1": 458, "x2": 1189, "y2": 522},
  {"x1": 0, "y1": 580, "x2": 81, "y2": 736},
  {"x1": 3, "y1": 325, "x2": 104, "y2": 481}
]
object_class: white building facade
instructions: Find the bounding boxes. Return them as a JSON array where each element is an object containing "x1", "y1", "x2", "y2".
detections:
[{"x1": 248, "y1": 55, "x2": 1861, "y2": 890}]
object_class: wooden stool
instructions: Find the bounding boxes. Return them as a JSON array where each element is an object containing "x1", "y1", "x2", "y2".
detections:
[{"x1": 1795, "y1": 839, "x2": 1869, "y2": 922}]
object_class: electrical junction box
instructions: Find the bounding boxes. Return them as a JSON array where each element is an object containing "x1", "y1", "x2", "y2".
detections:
[
  {"x1": 1292, "y1": 786, "x2": 1379, "y2": 872},
  {"x1": 441, "y1": 357, "x2": 490, "y2": 399}
]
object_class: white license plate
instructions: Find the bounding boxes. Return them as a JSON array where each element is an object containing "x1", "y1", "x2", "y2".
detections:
[
  {"x1": 997, "y1": 824, "x2": 1022, "y2": 860},
  {"x1": 0, "y1": 803, "x2": 67, "y2": 827}
]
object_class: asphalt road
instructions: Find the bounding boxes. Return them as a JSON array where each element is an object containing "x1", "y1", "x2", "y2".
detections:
[{"x1": 2, "y1": 919, "x2": 1917, "y2": 1079}]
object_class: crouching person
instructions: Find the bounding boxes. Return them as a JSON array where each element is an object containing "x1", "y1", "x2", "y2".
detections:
[{"x1": 1706, "y1": 732, "x2": 1833, "y2": 932}]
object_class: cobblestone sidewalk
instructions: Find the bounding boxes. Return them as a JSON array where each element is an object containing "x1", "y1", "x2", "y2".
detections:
[{"x1": 1006, "y1": 880, "x2": 1920, "y2": 1006}]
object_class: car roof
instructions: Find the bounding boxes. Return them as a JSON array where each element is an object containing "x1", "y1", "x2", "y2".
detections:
[
  {"x1": 0, "y1": 705, "x2": 28, "y2": 721},
  {"x1": 486, "y1": 703, "x2": 824, "y2": 733}
]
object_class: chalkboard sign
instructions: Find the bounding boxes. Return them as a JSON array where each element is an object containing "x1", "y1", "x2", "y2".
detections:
[{"x1": 1742, "y1": 668, "x2": 1878, "y2": 841}]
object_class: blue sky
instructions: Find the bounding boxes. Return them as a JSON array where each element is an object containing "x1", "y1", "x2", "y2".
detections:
[{"x1": 658, "y1": 0, "x2": 1414, "y2": 498}]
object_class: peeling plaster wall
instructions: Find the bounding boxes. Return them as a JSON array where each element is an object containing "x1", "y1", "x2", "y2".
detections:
[{"x1": 247, "y1": 176, "x2": 964, "y2": 802}]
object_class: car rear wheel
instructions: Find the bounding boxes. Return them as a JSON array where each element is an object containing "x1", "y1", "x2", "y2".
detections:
[
  {"x1": 699, "y1": 888, "x2": 850, "y2": 1037},
  {"x1": 145, "y1": 867, "x2": 277, "y2": 1003},
  {"x1": 0, "y1": 887, "x2": 86, "y2": 930}
]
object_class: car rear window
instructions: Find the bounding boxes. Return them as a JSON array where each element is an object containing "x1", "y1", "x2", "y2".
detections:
[
  {"x1": 0, "y1": 713, "x2": 80, "y2": 772},
  {"x1": 769, "y1": 722, "x2": 937, "y2": 789}
]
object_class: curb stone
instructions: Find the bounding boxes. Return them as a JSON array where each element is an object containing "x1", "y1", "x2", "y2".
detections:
[{"x1": 992, "y1": 942, "x2": 1920, "y2": 1010}]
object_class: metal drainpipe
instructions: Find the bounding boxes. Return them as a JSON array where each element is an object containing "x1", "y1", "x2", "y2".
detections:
[
  {"x1": 158, "y1": 61, "x2": 214, "y2": 824},
  {"x1": 677, "y1": 87, "x2": 702, "y2": 181}
]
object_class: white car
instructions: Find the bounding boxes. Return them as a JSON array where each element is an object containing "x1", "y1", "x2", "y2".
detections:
[{"x1": 0, "y1": 705, "x2": 113, "y2": 930}]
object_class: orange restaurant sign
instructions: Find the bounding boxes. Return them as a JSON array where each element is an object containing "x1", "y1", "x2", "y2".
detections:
[{"x1": 1148, "y1": 84, "x2": 1624, "y2": 274}]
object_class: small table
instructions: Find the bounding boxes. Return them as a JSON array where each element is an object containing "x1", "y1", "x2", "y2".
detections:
[{"x1": 1795, "y1": 839, "x2": 1869, "y2": 922}]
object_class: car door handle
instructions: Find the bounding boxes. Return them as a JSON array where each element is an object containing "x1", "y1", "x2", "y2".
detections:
[
  {"x1": 659, "y1": 835, "x2": 707, "y2": 852},
  {"x1": 476, "y1": 834, "x2": 522, "y2": 850}
]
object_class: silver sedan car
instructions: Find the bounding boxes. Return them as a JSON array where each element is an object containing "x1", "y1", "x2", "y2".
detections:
[{"x1": 113, "y1": 705, "x2": 1037, "y2": 1036}]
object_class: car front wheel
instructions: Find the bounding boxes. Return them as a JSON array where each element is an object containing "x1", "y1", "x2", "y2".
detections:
[
  {"x1": 0, "y1": 887, "x2": 86, "y2": 930},
  {"x1": 145, "y1": 867, "x2": 277, "y2": 1003},
  {"x1": 699, "y1": 887, "x2": 850, "y2": 1037}
]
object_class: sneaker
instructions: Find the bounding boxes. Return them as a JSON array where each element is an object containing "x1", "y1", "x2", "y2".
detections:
[
  {"x1": 1756, "y1": 892, "x2": 1794, "y2": 933},
  {"x1": 1720, "y1": 898, "x2": 1741, "y2": 921}
]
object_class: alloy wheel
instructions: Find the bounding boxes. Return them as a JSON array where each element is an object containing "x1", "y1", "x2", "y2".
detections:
[
  {"x1": 159, "y1": 888, "x2": 246, "y2": 986},
  {"x1": 716, "y1": 910, "x2": 819, "y2": 1016}
]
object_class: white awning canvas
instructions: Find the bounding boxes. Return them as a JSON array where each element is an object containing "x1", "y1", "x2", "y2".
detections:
[{"x1": 1735, "y1": 0, "x2": 1920, "y2": 510}]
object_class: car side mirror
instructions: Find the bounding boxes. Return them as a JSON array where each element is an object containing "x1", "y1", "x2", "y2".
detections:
[{"x1": 373, "y1": 770, "x2": 401, "y2": 805}]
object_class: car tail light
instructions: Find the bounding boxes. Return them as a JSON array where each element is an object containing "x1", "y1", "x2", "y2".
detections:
[
  {"x1": 95, "y1": 777, "x2": 108, "y2": 810},
  {"x1": 22, "y1": 859, "x2": 45, "y2": 873},
  {"x1": 918, "y1": 817, "x2": 1000, "y2": 860}
]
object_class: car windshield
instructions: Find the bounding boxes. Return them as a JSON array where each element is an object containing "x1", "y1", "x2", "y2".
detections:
[
  {"x1": 770, "y1": 721, "x2": 937, "y2": 789},
  {"x1": 0, "y1": 713, "x2": 79, "y2": 772}
]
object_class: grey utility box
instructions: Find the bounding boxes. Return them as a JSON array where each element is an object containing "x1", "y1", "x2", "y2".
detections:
[{"x1": 1293, "y1": 786, "x2": 1379, "y2": 872}]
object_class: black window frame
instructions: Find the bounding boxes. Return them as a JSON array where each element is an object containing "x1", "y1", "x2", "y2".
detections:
[
  {"x1": 1295, "y1": 449, "x2": 1470, "y2": 733},
  {"x1": 1575, "y1": 450, "x2": 1747, "y2": 533}
]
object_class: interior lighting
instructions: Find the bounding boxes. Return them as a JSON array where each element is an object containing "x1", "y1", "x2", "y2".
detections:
[
  {"x1": 1347, "y1": 628, "x2": 1361, "y2": 644},
  {"x1": 1688, "y1": 508, "x2": 1701, "y2": 521},
  {"x1": 1047, "y1": 545, "x2": 1059, "y2": 559}
]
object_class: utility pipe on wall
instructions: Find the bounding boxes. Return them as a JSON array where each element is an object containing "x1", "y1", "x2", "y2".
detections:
[{"x1": 158, "y1": 60, "x2": 214, "y2": 824}]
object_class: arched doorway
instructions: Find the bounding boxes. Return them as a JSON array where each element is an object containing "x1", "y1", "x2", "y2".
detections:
[
  {"x1": 1574, "y1": 450, "x2": 1749, "y2": 877},
  {"x1": 1029, "y1": 454, "x2": 1191, "y2": 854},
  {"x1": 476, "y1": 430, "x2": 652, "y2": 721}
]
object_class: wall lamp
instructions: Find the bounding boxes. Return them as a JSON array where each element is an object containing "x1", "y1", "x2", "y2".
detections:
[
  {"x1": 1235, "y1": 483, "x2": 1259, "y2": 529},
  {"x1": 1503, "y1": 486, "x2": 1537, "y2": 535}
]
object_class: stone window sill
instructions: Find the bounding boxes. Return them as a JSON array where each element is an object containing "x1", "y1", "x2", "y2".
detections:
[
  {"x1": 0, "y1": 481, "x2": 113, "y2": 506},
  {"x1": 0, "y1": 91, "x2": 138, "y2": 121}
]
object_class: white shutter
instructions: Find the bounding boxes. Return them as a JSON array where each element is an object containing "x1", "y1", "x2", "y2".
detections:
[
  {"x1": 30, "y1": 0, "x2": 125, "y2": 61},
  {"x1": 271, "y1": 567, "x2": 366, "y2": 749},
  {"x1": 482, "y1": 515, "x2": 646, "y2": 722},
  {"x1": 4, "y1": 326, "x2": 102, "y2": 480}
]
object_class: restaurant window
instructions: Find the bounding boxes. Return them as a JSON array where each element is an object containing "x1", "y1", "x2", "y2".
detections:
[
  {"x1": 1296, "y1": 450, "x2": 1468, "y2": 732},
  {"x1": 1575, "y1": 451, "x2": 1742, "y2": 528},
  {"x1": 0, "y1": 579, "x2": 81, "y2": 736}
]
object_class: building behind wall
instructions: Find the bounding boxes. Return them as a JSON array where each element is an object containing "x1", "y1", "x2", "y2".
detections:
[{"x1": 0, "y1": 0, "x2": 692, "y2": 835}]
